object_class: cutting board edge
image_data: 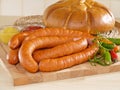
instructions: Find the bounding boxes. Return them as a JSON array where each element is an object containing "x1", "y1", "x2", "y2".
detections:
[{"x1": 10, "y1": 60, "x2": 120, "y2": 86}]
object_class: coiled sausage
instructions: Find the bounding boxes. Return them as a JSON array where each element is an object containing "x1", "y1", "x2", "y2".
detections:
[
  {"x1": 19, "y1": 36, "x2": 82, "y2": 73},
  {"x1": 39, "y1": 43, "x2": 99, "y2": 72},
  {"x1": 33, "y1": 38, "x2": 88, "y2": 63},
  {"x1": 9, "y1": 28, "x2": 94, "y2": 49}
]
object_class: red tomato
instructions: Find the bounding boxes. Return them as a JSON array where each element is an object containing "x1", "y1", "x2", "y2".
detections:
[{"x1": 110, "y1": 50, "x2": 118, "y2": 62}]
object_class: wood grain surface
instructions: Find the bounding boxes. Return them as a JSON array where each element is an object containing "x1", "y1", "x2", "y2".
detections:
[{"x1": 0, "y1": 21, "x2": 120, "y2": 86}]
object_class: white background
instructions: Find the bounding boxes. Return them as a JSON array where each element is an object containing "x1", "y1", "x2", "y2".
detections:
[{"x1": 0, "y1": 0, "x2": 120, "y2": 18}]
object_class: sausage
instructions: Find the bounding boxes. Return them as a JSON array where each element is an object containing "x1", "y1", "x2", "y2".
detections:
[
  {"x1": 7, "y1": 48, "x2": 19, "y2": 65},
  {"x1": 8, "y1": 36, "x2": 81, "y2": 65},
  {"x1": 39, "y1": 43, "x2": 99, "y2": 72},
  {"x1": 19, "y1": 36, "x2": 82, "y2": 73},
  {"x1": 33, "y1": 38, "x2": 88, "y2": 63},
  {"x1": 25, "y1": 28, "x2": 94, "y2": 41},
  {"x1": 8, "y1": 31, "x2": 31, "y2": 49},
  {"x1": 9, "y1": 28, "x2": 94, "y2": 49}
]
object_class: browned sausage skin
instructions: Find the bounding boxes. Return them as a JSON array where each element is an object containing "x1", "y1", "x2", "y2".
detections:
[
  {"x1": 8, "y1": 32, "x2": 31, "y2": 49},
  {"x1": 7, "y1": 48, "x2": 19, "y2": 65},
  {"x1": 33, "y1": 38, "x2": 88, "y2": 63},
  {"x1": 39, "y1": 43, "x2": 99, "y2": 72},
  {"x1": 25, "y1": 28, "x2": 94, "y2": 41},
  {"x1": 19, "y1": 36, "x2": 82, "y2": 73},
  {"x1": 9, "y1": 28, "x2": 94, "y2": 49},
  {"x1": 8, "y1": 36, "x2": 82, "y2": 65}
]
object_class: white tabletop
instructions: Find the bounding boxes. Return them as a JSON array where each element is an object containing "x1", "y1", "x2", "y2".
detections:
[{"x1": 0, "y1": 16, "x2": 120, "y2": 90}]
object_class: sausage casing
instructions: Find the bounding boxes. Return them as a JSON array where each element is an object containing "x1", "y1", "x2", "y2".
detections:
[
  {"x1": 39, "y1": 43, "x2": 99, "y2": 72},
  {"x1": 9, "y1": 28, "x2": 94, "y2": 49},
  {"x1": 33, "y1": 38, "x2": 88, "y2": 63},
  {"x1": 7, "y1": 48, "x2": 19, "y2": 65},
  {"x1": 8, "y1": 32, "x2": 31, "y2": 49},
  {"x1": 19, "y1": 36, "x2": 81, "y2": 73}
]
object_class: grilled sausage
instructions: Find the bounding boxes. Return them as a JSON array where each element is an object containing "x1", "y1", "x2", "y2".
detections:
[
  {"x1": 8, "y1": 36, "x2": 81, "y2": 65},
  {"x1": 25, "y1": 28, "x2": 94, "y2": 41},
  {"x1": 7, "y1": 48, "x2": 19, "y2": 65},
  {"x1": 33, "y1": 38, "x2": 88, "y2": 63},
  {"x1": 8, "y1": 31, "x2": 31, "y2": 49},
  {"x1": 39, "y1": 43, "x2": 99, "y2": 72},
  {"x1": 19, "y1": 36, "x2": 82, "y2": 73},
  {"x1": 9, "y1": 28, "x2": 94, "y2": 49}
]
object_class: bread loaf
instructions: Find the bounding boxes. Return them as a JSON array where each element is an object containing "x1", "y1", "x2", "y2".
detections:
[{"x1": 43, "y1": 0, "x2": 115, "y2": 34}]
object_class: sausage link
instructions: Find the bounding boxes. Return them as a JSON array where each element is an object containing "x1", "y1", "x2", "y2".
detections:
[
  {"x1": 7, "y1": 48, "x2": 19, "y2": 65},
  {"x1": 33, "y1": 38, "x2": 88, "y2": 63},
  {"x1": 9, "y1": 28, "x2": 94, "y2": 49},
  {"x1": 8, "y1": 32, "x2": 31, "y2": 49},
  {"x1": 8, "y1": 36, "x2": 80, "y2": 65},
  {"x1": 39, "y1": 43, "x2": 99, "y2": 72},
  {"x1": 25, "y1": 28, "x2": 94, "y2": 41},
  {"x1": 19, "y1": 36, "x2": 81, "y2": 73}
]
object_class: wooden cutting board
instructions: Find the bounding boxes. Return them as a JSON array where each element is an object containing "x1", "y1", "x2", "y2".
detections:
[{"x1": 0, "y1": 21, "x2": 120, "y2": 86}]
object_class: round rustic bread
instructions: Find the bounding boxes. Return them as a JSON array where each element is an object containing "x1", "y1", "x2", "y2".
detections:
[{"x1": 43, "y1": 0, "x2": 115, "y2": 34}]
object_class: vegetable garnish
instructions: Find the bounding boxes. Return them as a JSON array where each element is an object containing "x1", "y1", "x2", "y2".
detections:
[
  {"x1": 113, "y1": 45, "x2": 120, "y2": 52},
  {"x1": 107, "y1": 38, "x2": 120, "y2": 45},
  {"x1": 89, "y1": 34, "x2": 119, "y2": 66},
  {"x1": 110, "y1": 50, "x2": 118, "y2": 63}
]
